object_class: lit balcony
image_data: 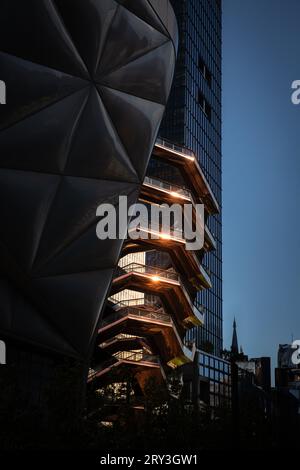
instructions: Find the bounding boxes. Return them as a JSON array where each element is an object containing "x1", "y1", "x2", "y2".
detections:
[
  {"x1": 110, "y1": 263, "x2": 205, "y2": 328},
  {"x1": 99, "y1": 333, "x2": 152, "y2": 357},
  {"x1": 123, "y1": 227, "x2": 212, "y2": 291},
  {"x1": 98, "y1": 302, "x2": 196, "y2": 368},
  {"x1": 142, "y1": 175, "x2": 192, "y2": 204},
  {"x1": 153, "y1": 138, "x2": 219, "y2": 215},
  {"x1": 88, "y1": 350, "x2": 165, "y2": 392},
  {"x1": 140, "y1": 176, "x2": 216, "y2": 253}
]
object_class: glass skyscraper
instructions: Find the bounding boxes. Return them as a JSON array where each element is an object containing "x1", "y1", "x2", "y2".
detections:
[{"x1": 160, "y1": 0, "x2": 222, "y2": 356}]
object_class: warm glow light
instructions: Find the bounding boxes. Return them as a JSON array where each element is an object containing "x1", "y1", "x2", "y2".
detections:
[
  {"x1": 170, "y1": 191, "x2": 188, "y2": 200},
  {"x1": 160, "y1": 233, "x2": 171, "y2": 240},
  {"x1": 155, "y1": 143, "x2": 195, "y2": 161},
  {"x1": 151, "y1": 275, "x2": 160, "y2": 282}
]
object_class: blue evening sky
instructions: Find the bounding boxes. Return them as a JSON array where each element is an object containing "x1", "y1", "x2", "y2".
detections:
[{"x1": 222, "y1": 0, "x2": 300, "y2": 376}]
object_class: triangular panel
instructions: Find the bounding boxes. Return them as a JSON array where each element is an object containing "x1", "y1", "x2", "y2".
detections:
[
  {"x1": 66, "y1": 87, "x2": 138, "y2": 182},
  {"x1": 96, "y1": 5, "x2": 167, "y2": 79},
  {"x1": 101, "y1": 41, "x2": 175, "y2": 105},
  {"x1": 99, "y1": 86, "x2": 165, "y2": 179},
  {"x1": 0, "y1": 88, "x2": 89, "y2": 173}
]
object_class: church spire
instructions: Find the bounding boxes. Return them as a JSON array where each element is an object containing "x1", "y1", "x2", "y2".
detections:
[{"x1": 231, "y1": 317, "x2": 239, "y2": 356}]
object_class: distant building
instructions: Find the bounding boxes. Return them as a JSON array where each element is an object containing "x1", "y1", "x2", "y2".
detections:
[
  {"x1": 237, "y1": 357, "x2": 271, "y2": 393},
  {"x1": 228, "y1": 320, "x2": 272, "y2": 423},
  {"x1": 182, "y1": 350, "x2": 231, "y2": 410},
  {"x1": 275, "y1": 344, "x2": 300, "y2": 412},
  {"x1": 278, "y1": 343, "x2": 299, "y2": 369},
  {"x1": 273, "y1": 343, "x2": 300, "y2": 448},
  {"x1": 231, "y1": 318, "x2": 239, "y2": 356}
]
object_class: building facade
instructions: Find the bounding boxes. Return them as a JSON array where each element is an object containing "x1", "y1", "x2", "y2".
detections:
[
  {"x1": 90, "y1": 139, "x2": 219, "y2": 405},
  {"x1": 89, "y1": 0, "x2": 225, "y2": 413},
  {"x1": 183, "y1": 350, "x2": 231, "y2": 409},
  {"x1": 0, "y1": 0, "x2": 178, "y2": 409},
  {"x1": 160, "y1": 0, "x2": 223, "y2": 356}
]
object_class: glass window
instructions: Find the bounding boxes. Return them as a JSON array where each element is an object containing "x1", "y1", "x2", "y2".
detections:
[
  {"x1": 198, "y1": 56, "x2": 212, "y2": 87},
  {"x1": 198, "y1": 91, "x2": 212, "y2": 121}
]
